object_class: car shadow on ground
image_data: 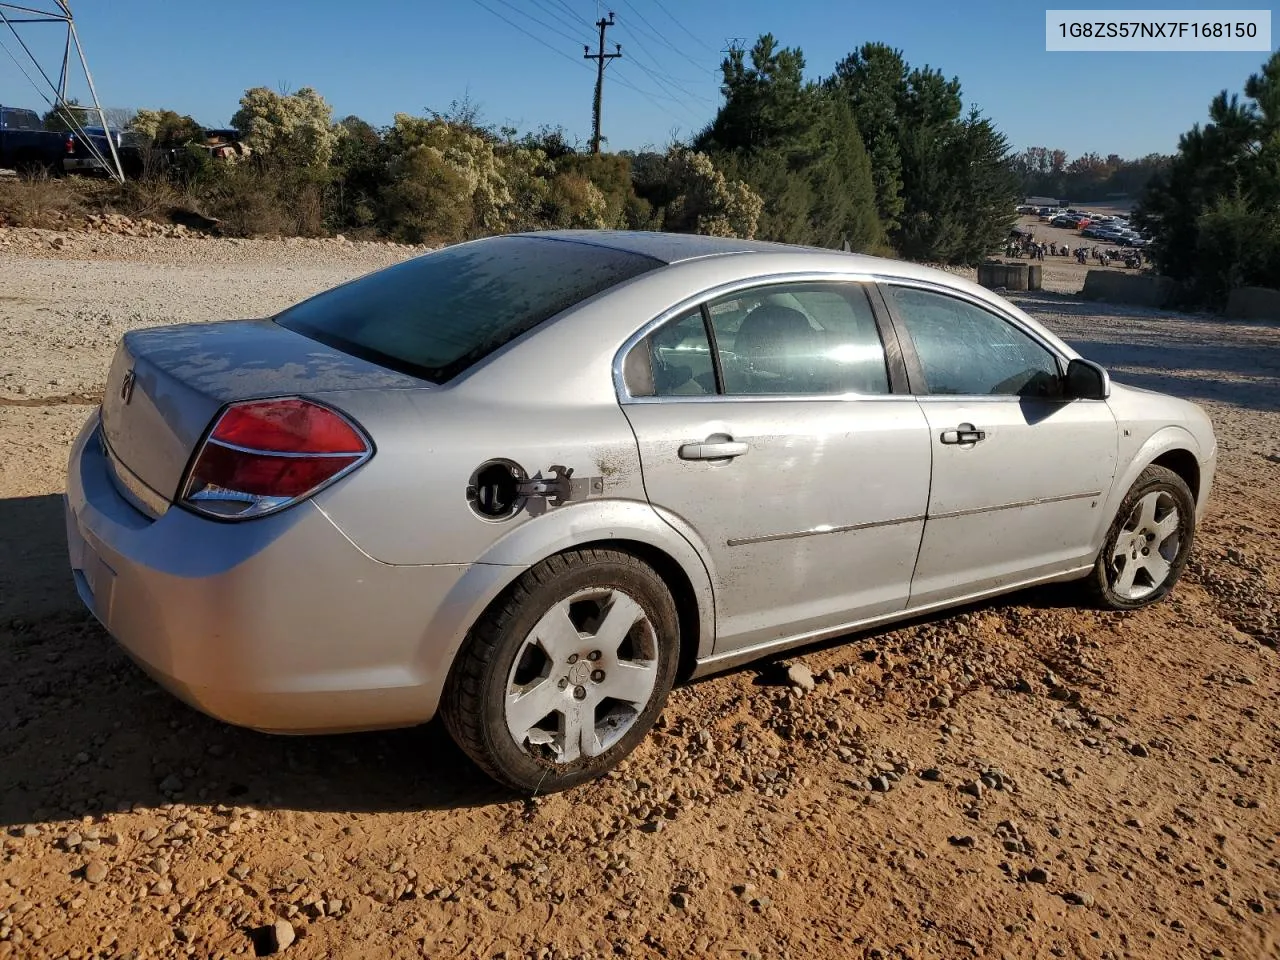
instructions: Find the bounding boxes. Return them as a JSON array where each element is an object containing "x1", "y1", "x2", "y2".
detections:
[
  {"x1": 0, "y1": 492, "x2": 1088, "y2": 828},
  {"x1": 0, "y1": 494, "x2": 516, "y2": 829}
]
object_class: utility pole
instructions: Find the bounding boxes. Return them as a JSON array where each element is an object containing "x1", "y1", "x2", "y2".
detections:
[{"x1": 584, "y1": 13, "x2": 621, "y2": 154}]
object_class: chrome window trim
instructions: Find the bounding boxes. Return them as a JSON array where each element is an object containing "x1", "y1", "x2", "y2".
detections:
[
  {"x1": 613, "y1": 271, "x2": 885, "y2": 404},
  {"x1": 624, "y1": 391, "x2": 914, "y2": 405},
  {"x1": 929, "y1": 489, "x2": 1102, "y2": 520},
  {"x1": 612, "y1": 270, "x2": 1075, "y2": 405}
]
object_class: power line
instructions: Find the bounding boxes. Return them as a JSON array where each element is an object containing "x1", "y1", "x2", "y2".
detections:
[
  {"x1": 468, "y1": 0, "x2": 589, "y2": 71},
  {"x1": 619, "y1": 44, "x2": 712, "y2": 111},
  {"x1": 614, "y1": 25, "x2": 713, "y2": 101},
  {"x1": 610, "y1": 67, "x2": 700, "y2": 129},
  {"x1": 611, "y1": 64, "x2": 705, "y2": 127},
  {"x1": 614, "y1": 23, "x2": 716, "y2": 92},
  {"x1": 489, "y1": 0, "x2": 588, "y2": 47},
  {"x1": 527, "y1": 0, "x2": 591, "y2": 42},
  {"x1": 467, "y1": 0, "x2": 708, "y2": 145},
  {"x1": 615, "y1": 0, "x2": 705, "y2": 71},
  {"x1": 650, "y1": 0, "x2": 717, "y2": 52},
  {"x1": 545, "y1": 0, "x2": 587, "y2": 25}
]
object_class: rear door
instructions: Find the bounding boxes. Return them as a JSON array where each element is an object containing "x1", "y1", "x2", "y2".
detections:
[
  {"x1": 878, "y1": 282, "x2": 1119, "y2": 607},
  {"x1": 620, "y1": 279, "x2": 932, "y2": 653}
]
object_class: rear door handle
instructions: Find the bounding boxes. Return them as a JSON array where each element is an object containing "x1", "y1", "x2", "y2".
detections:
[
  {"x1": 940, "y1": 423, "x2": 986, "y2": 445},
  {"x1": 679, "y1": 439, "x2": 749, "y2": 460}
]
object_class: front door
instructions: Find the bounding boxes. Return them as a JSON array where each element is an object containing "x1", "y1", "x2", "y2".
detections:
[
  {"x1": 879, "y1": 282, "x2": 1119, "y2": 607},
  {"x1": 619, "y1": 280, "x2": 933, "y2": 652}
]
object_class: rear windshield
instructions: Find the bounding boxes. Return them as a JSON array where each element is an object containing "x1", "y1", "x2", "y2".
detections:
[
  {"x1": 1, "y1": 108, "x2": 41, "y2": 131},
  {"x1": 275, "y1": 235, "x2": 662, "y2": 383}
]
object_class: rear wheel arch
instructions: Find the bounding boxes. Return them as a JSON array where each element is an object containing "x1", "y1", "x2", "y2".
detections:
[
  {"x1": 472, "y1": 501, "x2": 717, "y2": 661},
  {"x1": 441, "y1": 543, "x2": 685, "y2": 791},
  {"x1": 460, "y1": 537, "x2": 705, "y2": 682},
  {"x1": 565, "y1": 538, "x2": 703, "y2": 681}
]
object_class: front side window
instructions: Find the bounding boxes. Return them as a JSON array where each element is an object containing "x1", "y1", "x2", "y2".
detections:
[{"x1": 886, "y1": 286, "x2": 1062, "y2": 398}]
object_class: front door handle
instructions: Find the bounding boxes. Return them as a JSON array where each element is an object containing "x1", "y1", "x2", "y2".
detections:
[
  {"x1": 940, "y1": 423, "x2": 987, "y2": 445},
  {"x1": 679, "y1": 438, "x2": 749, "y2": 460}
]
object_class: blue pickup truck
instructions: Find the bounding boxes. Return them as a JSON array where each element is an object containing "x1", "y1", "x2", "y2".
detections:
[
  {"x1": 1, "y1": 104, "x2": 125, "y2": 176},
  {"x1": 0, "y1": 105, "x2": 70, "y2": 173}
]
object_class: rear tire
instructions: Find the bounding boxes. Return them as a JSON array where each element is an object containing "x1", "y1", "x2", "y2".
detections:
[
  {"x1": 1087, "y1": 465, "x2": 1196, "y2": 610},
  {"x1": 441, "y1": 548, "x2": 679, "y2": 794}
]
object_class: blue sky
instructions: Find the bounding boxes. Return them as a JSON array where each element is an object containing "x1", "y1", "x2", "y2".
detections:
[{"x1": 0, "y1": 0, "x2": 1272, "y2": 159}]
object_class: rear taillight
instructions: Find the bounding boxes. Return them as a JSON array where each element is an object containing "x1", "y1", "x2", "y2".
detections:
[
  {"x1": 65, "y1": 136, "x2": 75, "y2": 154},
  {"x1": 179, "y1": 397, "x2": 372, "y2": 520}
]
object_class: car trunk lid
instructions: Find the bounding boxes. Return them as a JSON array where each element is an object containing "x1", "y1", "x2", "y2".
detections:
[{"x1": 100, "y1": 319, "x2": 429, "y2": 509}]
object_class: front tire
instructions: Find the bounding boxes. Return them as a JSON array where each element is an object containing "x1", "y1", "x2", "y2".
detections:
[
  {"x1": 1088, "y1": 465, "x2": 1196, "y2": 609},
  {"x1": 441, "y1": 548, "x2": 679, "y2": 794}
]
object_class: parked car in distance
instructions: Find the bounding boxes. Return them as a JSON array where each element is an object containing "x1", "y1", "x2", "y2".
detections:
[
  {"x1": 64, "y1": 125, "x2": 126, "y2": 175},
  {"x1": 0, "y1": 105, "x2": 128, "y2": 176},
  {"x1": 64, "y1": 231, "x2": 1217, "y2": 793},
  {"x1": 0, "y1": 105, "x2": 71, "y2": 174}
]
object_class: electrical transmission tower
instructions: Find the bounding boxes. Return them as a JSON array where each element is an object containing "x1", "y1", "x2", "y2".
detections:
[
  {"x1": 0, "y1": 1, "x2": 124, "y2": 180},
  {"x1": 583, "y1": 12, "x2": 621, "y2": 154}
]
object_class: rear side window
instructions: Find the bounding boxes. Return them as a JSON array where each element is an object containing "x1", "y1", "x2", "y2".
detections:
[
  {"x1": 625, "y1": 281, "x2": 890, "y2": 398},
  {"x1": 649, "y1": 311, "x2": 717, "y2": 396},
  {"x1": 708, "y1": 282, "x2": 889, "y2": 395},
  {"x1": 276, "y1": 236, "x2": 661, "y2": 383}
]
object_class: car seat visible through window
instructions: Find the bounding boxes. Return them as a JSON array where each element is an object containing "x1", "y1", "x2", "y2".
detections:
[{"x1": 728, "y1": 305, "x2": 822, "y2": 394}]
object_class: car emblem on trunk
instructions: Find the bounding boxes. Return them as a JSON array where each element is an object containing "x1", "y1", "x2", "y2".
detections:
[{"x1": 120, "y1": 369, "x2": 136, "y2": 404}]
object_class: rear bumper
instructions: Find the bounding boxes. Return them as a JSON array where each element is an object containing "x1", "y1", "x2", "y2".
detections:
[
  {"x1": 65, "y1": 411, "x2": 503, "y2": 733},
  {"x1": 62, "y1": 157, "x2": 109, "y2": 173}
]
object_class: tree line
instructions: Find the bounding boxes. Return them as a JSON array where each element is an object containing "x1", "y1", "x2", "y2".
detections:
[
  {"x1": 1010, "y1": 148, "x2": 1170, "y2": 204},
  {"x1": 82, "y1": 33, "x2": 1017, "y2": 265}
]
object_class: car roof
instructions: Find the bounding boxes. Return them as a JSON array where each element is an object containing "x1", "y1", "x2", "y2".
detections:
[
  {"x1": 506, "y1": 228, "x2": 992, "y2": 290},
  {"x1": 518, "y1": 229, "x2": 828, "y2": 265}
]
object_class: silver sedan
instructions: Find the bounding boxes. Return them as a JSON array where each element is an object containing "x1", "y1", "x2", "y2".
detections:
[{"x1": 65, "y1": 231, "x2": 1216, "y2": 792}]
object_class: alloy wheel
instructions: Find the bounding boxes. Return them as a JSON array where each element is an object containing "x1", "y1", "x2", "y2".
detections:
[
  {"x1": 504, "y1": 587, "x2": 659, "y2": 763},
  {"x1": 1108, "y1": 491, "x2": 1182, "y2": 601}
]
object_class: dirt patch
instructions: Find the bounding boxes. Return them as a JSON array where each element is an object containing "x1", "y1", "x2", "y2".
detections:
[
  {"x1": 0, "y1": 392, "x2": 102, "y2": 408},
  {"x1": 0, "y1": 235, "x2": 1277, "y2": 960}
]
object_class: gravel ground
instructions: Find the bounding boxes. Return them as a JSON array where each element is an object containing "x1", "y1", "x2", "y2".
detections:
[{"x1": 1, "y1": 233, "x2": 1277, "y2": 960}]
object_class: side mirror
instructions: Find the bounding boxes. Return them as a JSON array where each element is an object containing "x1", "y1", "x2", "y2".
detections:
[{"x1": 1065, "y1": 358, "x2": 1110, "y2": 400}]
